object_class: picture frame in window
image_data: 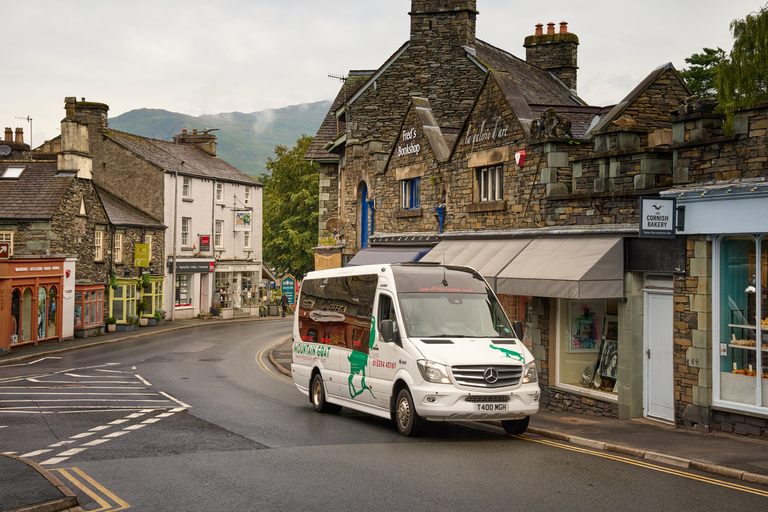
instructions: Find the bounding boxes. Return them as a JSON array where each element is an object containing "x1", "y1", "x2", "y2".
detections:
[
  {"x1": 567, "y1": 300, "x2": 605, "y2": 353},
  {"x1": 599, "y1": 315, "x2": 619, "y2": 381}
]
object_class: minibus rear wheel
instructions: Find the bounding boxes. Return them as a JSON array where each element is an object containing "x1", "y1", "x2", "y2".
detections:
[
  {"x1": 311, "y1": 373, "x2": 341, "y2": 414},
  {"x1": 501, "y1": 416, "x2": 530, "y2": 435},
  {"x1": 395, "y1": 388, "x2": 424, "y2": 437}
]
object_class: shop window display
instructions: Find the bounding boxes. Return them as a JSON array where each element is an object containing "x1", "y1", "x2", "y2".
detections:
[
  {"x1": 718, "y1": 236, "x2": 768, "y2": 408},
  {"x1": 557, "y1": 299, "x2": 619, "y2": 396}
]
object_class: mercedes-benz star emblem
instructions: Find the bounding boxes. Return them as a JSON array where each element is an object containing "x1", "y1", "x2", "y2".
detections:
[{"x1": 483, "y1": 367, "x2": 499, "y2": 384}]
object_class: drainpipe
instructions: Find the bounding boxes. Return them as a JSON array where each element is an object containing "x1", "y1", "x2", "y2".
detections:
[
  {"x1": 435, "y1": 206, "x2": 446, "y2": 234},
  {"x1": 171, "y1": 163, "x2": 182, "y2": 321}
]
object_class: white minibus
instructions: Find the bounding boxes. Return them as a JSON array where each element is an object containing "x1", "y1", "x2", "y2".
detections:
[{"x1": 291, "y1": 263, "x2": 540, "y2": 436}]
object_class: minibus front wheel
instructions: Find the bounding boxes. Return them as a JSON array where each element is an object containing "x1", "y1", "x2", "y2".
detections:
[
  {"x1": 311, "y1": 373, "x2": 341, "y2": 414},
  {"x1": 395, "y1": 388, "x2": 424, "y2": 437},
  {"x1": 501, "y1": 416, "x2": 530, "y2": 435}
]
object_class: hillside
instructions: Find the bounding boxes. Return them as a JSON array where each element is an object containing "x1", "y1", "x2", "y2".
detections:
[{"x1": 108, "y1": 101, "x2": 331, "y2": 178}]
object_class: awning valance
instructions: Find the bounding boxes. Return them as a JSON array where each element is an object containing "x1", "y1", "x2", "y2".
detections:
[
  {"x1": 346, "y1": 246, "x2": 432, "y2": 267},
  {"x1": 420, "y1": 239, "x2": 531, "y2": 280},
  {"x1": 495, "y1": 237, "x2": 624, "y2": 299}
]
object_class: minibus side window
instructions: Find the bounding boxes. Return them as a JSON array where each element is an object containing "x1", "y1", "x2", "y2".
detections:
[{"x1": 378, "y1": 294, "x2": 397, "y2": 332}]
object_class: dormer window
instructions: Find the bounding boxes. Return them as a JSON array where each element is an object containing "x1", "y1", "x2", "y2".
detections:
[{"x1": 2, "y1": 165, "x2": 25, "y2": 179}]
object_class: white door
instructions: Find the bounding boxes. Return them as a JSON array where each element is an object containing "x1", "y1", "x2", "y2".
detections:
[{"x1": 644, "y1": 289, "x2": 674, "y2": 422}]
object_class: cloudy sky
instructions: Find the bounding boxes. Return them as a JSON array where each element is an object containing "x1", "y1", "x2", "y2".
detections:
[{"x1": 3, "y1": 0, "x2": 763, "y2": 146}]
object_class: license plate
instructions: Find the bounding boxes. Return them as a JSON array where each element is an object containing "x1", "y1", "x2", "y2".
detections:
[{"x1": 475, "y1": 403, "x2": 507, "y2": 411}]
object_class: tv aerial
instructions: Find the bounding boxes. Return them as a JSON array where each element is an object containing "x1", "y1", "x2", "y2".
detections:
[{"x1": 15, "y1": 116, "x2": 32, "y2": 148}]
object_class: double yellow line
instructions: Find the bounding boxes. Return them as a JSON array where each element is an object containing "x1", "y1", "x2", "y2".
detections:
[
  {"x1": 518, "y1": 435, "x2": 768, "y2": 497},
  {"x1": 52, "y1": 467, "x2": 130, "y2": 511},
  {"x1": 255, "y1": 336, "x2": 293, "y2": 384}
]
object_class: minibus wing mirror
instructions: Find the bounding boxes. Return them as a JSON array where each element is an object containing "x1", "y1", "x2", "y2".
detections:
[
  {"x1": 380, "y1": 320, "x2": 401, "y2": 346},
  {"x1": 512, "y1": 321, "x2": 524, "y2": 341}
]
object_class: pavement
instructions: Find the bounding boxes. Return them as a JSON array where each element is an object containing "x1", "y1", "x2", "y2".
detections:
[{"x1": 4, "y1": 315, "x2": 768, "y2": 511}]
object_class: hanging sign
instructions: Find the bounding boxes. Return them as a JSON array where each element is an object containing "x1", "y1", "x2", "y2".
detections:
[
  {"x1": 200, "y1": 235, "x2": 210, "y2": 252},
  {"x1": 134, "y1": 244, "x2": 150, "y2": 267},
  {"x1": 639, "y1": 197, "x2": 676, "y2": 239},
  {"x1": 235, "y1": 211, "x2": 252, "y2": 232}
]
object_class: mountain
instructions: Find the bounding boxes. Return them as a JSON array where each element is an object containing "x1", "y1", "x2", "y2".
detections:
[{"x1": 108, "y1": 101, "x2": 331, "y2": 178}]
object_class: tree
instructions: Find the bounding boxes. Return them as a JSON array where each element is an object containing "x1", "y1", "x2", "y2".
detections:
[
  {"x1": 718, "y1": 4, "x2": 768, "y2": 112},
  {"x1": 680, "y1": 47, "x2": 725, "y2": 98},
  {"x1": 261, "y1": 135, "x2": 319, "y2": 279}
]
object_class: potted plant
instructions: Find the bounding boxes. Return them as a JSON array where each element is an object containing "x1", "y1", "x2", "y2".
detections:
[
  {"x1": 137, "y1": 298, "x2": 149, "y2": 326},
  {"x1": 105, "y1": 317, "x2": 117, "y2": 332}
]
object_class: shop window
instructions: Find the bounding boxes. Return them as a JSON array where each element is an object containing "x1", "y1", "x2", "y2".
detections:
[
  {"x1": 10, "y1": 289, "x2": 20, "y2": 344},
  {"x1": 175, "y1": 274, "x2": 191, "y2": 307},
  {"x1": 94, "y1": 229, "x2": 104, "y2": 261},
  {"x1": 37, "y1": 286, "x2": 48, "y2": 339},
  {"x1": 216, "y1": 182, "x2": 224, "y2": 203},
  {"x1": 0, "y1": 231, "x2": 13, "y2": 255},
  {"x1": 717, "y1": 236, "x2": 768, "y2": 409},
  {"x1": 115, "y1": 233, "x2": 123, "y2": 264},
  {"x1": 181, "y1": 217, "x2": 191, "y2": 247},
  {"x1": 215, "y1": 220, "x2": 224, "y2": 248},
  {"x1": 47, "y1": 287, "x2": 58, "y2": 337},
  {"x1": 141, "y1": 279, "x2": 163, "y2": 315},
  {"x1": 22, "y1": 287, "x2": 32, "y2": 342},
  {"x1": 477, "y1": 165, "x2": 503, "y2": 202},
  {"x1": 401, "y1": 178, "x2": 420, "y2": 210},
  {"x1": 556, "y1": 299, "x2": 619, "y2": 397},
  {"x1": 75, "y1": 286, "x2": 104, "y2": 328},
  {"x1": 215, "y1": 271, "x2": 233, "y2": 308},
  {"x1": 241, "y1": 271, "x2": 257, "y2": 306},
  {"x1": 111, "y1": 282, "x2": 136, "y2": 322}
]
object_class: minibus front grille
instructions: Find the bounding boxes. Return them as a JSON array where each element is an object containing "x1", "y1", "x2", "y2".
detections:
[
  {"x1": 465, "y1": 395, "x2": 511, "y2": 403},
  {"x1": 451, "y1": 365, "x2": 522, "y2": 388}
]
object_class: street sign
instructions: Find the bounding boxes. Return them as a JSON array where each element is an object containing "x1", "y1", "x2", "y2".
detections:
[
  {"x1": 281, "y1": 275, "x2": 296, "y2": 306},
  {"x1": 0, "y1": 242, "x2": 9, "y2": 259}
]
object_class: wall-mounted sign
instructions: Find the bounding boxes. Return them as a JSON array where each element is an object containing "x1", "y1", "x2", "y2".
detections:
[
  {"x1": 235, "y1": 211, "x2": 252, "y2": 232},
  {"x1": 397, "y1": 127, "x2": 421, "y2": 157},
  {"x1": 639, "y1": 197, "x2": 676, "y2": 239},
  {"x1": 167, "y1": 260, "x2": 215, "y2": 273},
  {"x1": 134, "y1": 244, "x2": 150, "y2": 267},
  {"x1": 464, "y1": 116, "x2": 509, "y2": 151},
  {"x1": 0, "y1": 242, "x2": 9, "y2": 259},
  {"x1": 200, "y1": 235, "x2": 210, "y2": 252},
  {"x1": 515, "y1": 150, "x2": 526, "y2": 167}
]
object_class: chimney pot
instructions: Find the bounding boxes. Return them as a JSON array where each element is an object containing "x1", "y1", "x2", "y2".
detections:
[
  {"x1": 4, "y1": 128, "x2": 11, "y2": 142},
  {"x1": 547, "y1": 22, "x2": 555, "y2": 35},
  {"x1": 535, "y1": 23, "x2": 543, "y2": 35},
  {"x1": 15, "y1": 127, "x2": 23, "y2": 144},
  {"x1": 193, "y1": 128, "x2": 198, "y2": 134},
  {"x1": 559, "y1": 21, "x2": 568, "y2": 33},
  {"x1": 182, "y1": 128, "x2": 187, "y2": 133}
]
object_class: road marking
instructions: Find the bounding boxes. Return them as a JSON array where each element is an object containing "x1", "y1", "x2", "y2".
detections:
[
  {"x1": 20, "y1": 449, "x2": 53, "y2": 457},
  {"x1": 136, "y1": 374, "x2": 152, "y2": 386},
  {"x1": 52, "y1": 467, "x2": 130, "y2": 511},
  {"x1": 159, "y1": 391, "x2": 191, "y2": 409},
  {"x1": 70, "y1": 432, "x2": 96, "y2": 439},
  {"x1": 519, "y1": 435, "x2": 768, "y2": 497},
  {"x1": 81, "y1": 438, "x2": 111, "y2": 447},
  {"x1": 256, "y1": 336, "x2": 293, "y2": 384}
]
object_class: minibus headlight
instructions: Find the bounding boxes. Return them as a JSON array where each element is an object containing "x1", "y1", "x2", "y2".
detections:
[
  {"x1": 522, "y1": 361, "x2": 538, "y2": 384},
  {"x1": 418, "y1": 360, "x2": 451, "y2": 384}
]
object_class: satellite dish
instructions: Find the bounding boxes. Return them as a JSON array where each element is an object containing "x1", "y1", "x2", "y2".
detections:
[
  {"x1": 325, "y1": 217, "x2": 345, "y2": 234},
  {"x1": 0, "y1": 145, "x2": 11, "y2": 156}
]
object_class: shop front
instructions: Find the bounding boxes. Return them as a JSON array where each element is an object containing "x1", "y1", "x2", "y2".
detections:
[
  {"x1": 671, "y1": 183, "x2": 768, "y2": 430},
  {"x1": 214, "y1": 262, "x2": 262, "y2": 318},
  {"x1": 167, "y1": 259, "x2": 215, "y2": 320},
  {"x1": 1, "y1": 257, "x2": 65, "y2": 354}
]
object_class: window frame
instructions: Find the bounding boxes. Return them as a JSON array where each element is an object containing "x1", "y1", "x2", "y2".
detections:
[
  {"x1": 0, "y1": 231, "x2": 13, "y2": 256},
  {"x1": 216, "y1": 183, "x2": 224, "y2": 203},
  {"x1": 215, "y1": 220, "x2": 224, "y2": 248},
  {"x1": 181, "y1": 217, "x2": 191, "y2": 247},
  {"x1": 401, "y1": 178, "x2": 421, "y2": 210},
  {"x1": 94, "y1": 229, "x2": 104, "y2": 261},
  {"x1": 478, "y1": 165, "x2": 503, "y2": 202},
  {"x1": 114, "y1": 233, "x2": 123, "y2": 264},
  {"x1": 182, "y1": 177, "x2": 191, "y2": 198}
]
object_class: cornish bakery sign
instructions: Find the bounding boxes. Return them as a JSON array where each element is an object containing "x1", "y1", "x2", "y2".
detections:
[{"x1": 639, "y1": 197, "x2": 676, "y2": 238}]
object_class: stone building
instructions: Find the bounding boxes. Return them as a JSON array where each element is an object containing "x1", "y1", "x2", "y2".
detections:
[
  {"x1": 66, "y1": 98, "x2": 263, "y2": 321},
  {"x1": 0, "y1": 114, "x2": 163, "y2": 353},
  {"x1": 307, "y1": 0, "x2": 768, "y2": 438}
]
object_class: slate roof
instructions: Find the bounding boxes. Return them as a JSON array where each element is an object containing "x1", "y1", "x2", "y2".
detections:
[
  {"x1": 0, "y1": 162, "x2": 70, "y2": 220},
  {"x1": 96, "y1": 186, "x2": 166, "y2": 229},
  {"x1": 304, "y1": 71, "x2": 373, "y2": 161},
  {"x1": 103, "y1": 130, "x2": 262, "y2": 187},
  {"x1": 473, "y1": 39, "x2": 585, "y2": 107}
]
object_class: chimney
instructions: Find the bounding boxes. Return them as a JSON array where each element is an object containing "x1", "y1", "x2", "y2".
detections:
[
  {"x1": 58, "y1": 116, "x2": 93, "y2": 180},
  {"x1": 64, "y1": 97, "x2": 109, "y2": 131},
  {"x1": 409, "y1": 0, "x2": 478, "y2": 48},
  {"x1": 523, "y1": 21, "x2": 579, "y2": 92},
  {"x1": 4, "y1": 127, "x2": 11, "y2": 142},
  {"x1": 173, "y1": 128, "x2": 217, "y2": 156},
  {"x1": 15, "y1": 128, "x2": 23, "y2": 144}
]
